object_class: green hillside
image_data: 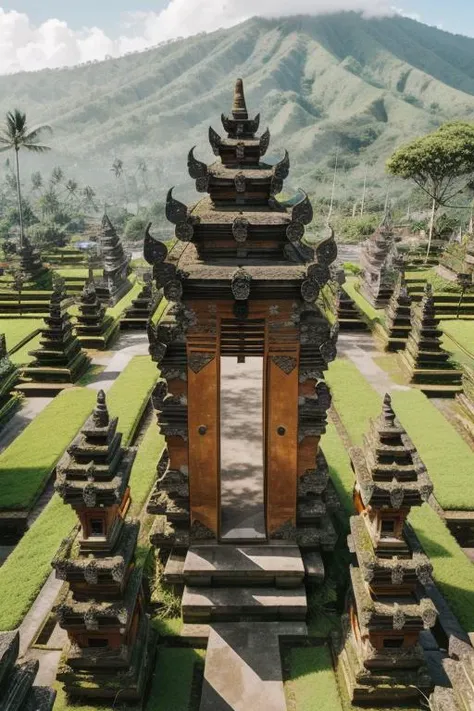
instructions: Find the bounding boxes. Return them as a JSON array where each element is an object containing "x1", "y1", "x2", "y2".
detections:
[{"x1": 2, "y1": 12, "x2": 474, "y2": 203}]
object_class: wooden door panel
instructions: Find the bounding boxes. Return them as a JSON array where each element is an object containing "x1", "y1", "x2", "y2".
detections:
[
  {"x1": 187, "y1": 352, "x2": 219, "y2": 536},
  {"x1": 266, "y1": 354, "x2": 299, "y2": 535}
]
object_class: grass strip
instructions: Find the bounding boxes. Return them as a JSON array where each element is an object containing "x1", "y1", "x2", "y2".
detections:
[
  {"x1": 0, "y1": 494, "x2": 75, "y2": 630},
  {"x1": 323, "y1": 421, "x2": 355, "y2": 516},
  {"x1": 0, "y1": 388, "x2": 96, "y2": 510},
  {"x1": 326, "y1": 359, "x2": 381, "y2": 445},
  {"x1": 1, "y1": 318, "x2": 42, "y2": 352},
  {"x1": 410, "y1": 505, "x2": 474, "y2": 633},
  {"x1": 285, "y1": 646, "x2": 343, "y2": 711},
  {"x1": 10, "y1": 331, "x2": 42, "y2": 365},
  {"x1": 107, "y1": 355, "x2": 157, "y2": 445},
  {"x1": 342, "y1": 278, "x2": 385, "y2": 326},
  {"x1": 391, "y1": 389, "x2": 474, "y2": 511},
  {"x1": 107, "y1": 279, "x2": 140, "y2": 321},
  {"x1": 441, "y1": 320, "x2": 474, "y2": 360},
  {"x1": 129, "y1": 420, "x2": 165, "y2": 514},
  {"x1": 144, "y1": 648, "x2": 204, "y2": 711}
]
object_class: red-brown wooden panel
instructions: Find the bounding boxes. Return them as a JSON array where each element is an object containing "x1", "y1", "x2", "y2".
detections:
[{"x1": 187, "y1": 352, "x2": 219, "y2": 536}]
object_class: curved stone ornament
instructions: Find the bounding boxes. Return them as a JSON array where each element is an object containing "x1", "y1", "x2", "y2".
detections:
[
  {"x1": 274, "y1": 150, "x2": 290, "y2": 180},
  {"x1": 208, "y1": 126, "x2": 222, "y2": 156},
  {"x1": 249, "y1": 113, "x2": 260, "y2": 134},
  {"x1": 316, "y1": 226, "x2": 338, "y2": 267},
  {"x1": 234, "y1": 172, "x2": 246, "y2": 193},
  {"x1": 144, "y1": 223, "x2": 168, "y2": 265},
  {"x1": 165, "y1": 188, "x2": 189, "y2": 226},
  {"x1": 231, "y1": 267, "x2": 252, "y2": 300},
  {"x1": 292, "y1": 191, "x2": 313, "y2": 226},
  {"x1": 307, "y1": 262, "x2": 331, "y2": 287},
  {"x1": 301, "y1": 279, "x2": 320, "y2": 303},
  {"x1": 164, "y1": 279, "x2": 183, "y2": 302},
  {"x1": 260, "y1": 127, "x2": 270, "y2": 156},
  {"x1": 175, "y1": 221, "x2": 194, "y2": 242},
  {"x1": 232, "y1": 217, "x2": 249, "y2": 243},
  {"x1": 187, "y1": 146, "x2": 208, "y2": 179},
  {"x1": 286, "y1": 220, "x2": 305, "y2": 243},
  {"x1": 270, "y1": 176, "x2": 283, "y2": 197}
]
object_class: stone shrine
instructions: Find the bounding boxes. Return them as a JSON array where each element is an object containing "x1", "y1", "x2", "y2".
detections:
[
  {"x1": 52, "y1": 390, "x2": 154, "y2": 702},
  {"x1": 383, "y1": 273, "x2": 413, "y2": 351},
  {"x1": 76, "y1": 281, "x2": 115, "y2": 348},
  {"x1": 17, "y1": 284, "x2": 90, "y2": 396},
  {"x1": 360, "y1": 213, "x2": 399, "y2": 308},
  {"x1": 95, "y1": 214, "x2": 132, "y2": 305},
  {"x1": 336, "y1": 394, "x2": 437, "y2": 704},
  {"x1": 0, "y1": 334, "x2": 19, "y2": 424},
  {"x1": 120, "y1": 272, "x2": 161, "y2": 330}
]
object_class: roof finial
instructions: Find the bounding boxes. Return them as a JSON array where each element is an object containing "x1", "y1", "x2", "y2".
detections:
[
  {"x1": 93, "y1": 389, "x2": 109, "y2": 428},
  {"x1": 232, "y1": 78, "x2": 248, "y2": 121},
  {"x1": 382, "y1": 392, "x2": 396, "y2": 427}
]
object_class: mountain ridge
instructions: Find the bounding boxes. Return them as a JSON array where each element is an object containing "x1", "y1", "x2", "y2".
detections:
[{"x1": 1, "y1": 12, "x2": 474, "y2": 204}]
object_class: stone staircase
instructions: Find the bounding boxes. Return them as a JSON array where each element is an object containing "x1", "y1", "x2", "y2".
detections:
[{"x1": 173, "y1": 544, "x2": 308, "y2": 625}]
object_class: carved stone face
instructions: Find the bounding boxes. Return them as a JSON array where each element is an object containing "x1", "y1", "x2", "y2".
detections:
[
  {"x1": 164, "y1": 279, "x2": 183, "y2": 302},
  {"x1": 232, "y1": 217, "x2": 249, "y2": 243},
  {"x1": 231, "y1": 267, "x2": 251, "y2": 300},
  {"x1": 234, "y1": 172, "x2": 246, "y2": 193},
  {"x1": 286, "y1": 220, "x2": 305, "y2": 243}
]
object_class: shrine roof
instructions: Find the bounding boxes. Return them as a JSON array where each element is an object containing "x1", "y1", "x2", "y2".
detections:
[
  {"x1": 207, "y1": 161, "x2": 274, "y2": 179},
  {"x1": 190, "y1": 196, "x2": 291, "y2": 224}
]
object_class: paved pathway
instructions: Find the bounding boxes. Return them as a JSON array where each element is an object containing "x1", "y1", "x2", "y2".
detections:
[
  {"x1": 200, "y1": 622, "x2": 306, "y2": 711},
  {"x1": 0, "y1": 396, "x2": 52, "y2": 454},
  {"x1": 337, "y1": 332, "x2": 410, "y2": 396}
]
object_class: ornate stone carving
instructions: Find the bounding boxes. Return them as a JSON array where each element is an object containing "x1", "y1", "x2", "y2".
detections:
[
  {"x1": 84, "y1": 560, "x2": 98, "y2": 585},
  {"x1": 292, "y1": 191, "x2": 313, "y2": 225},
  {"x1": 144, "y1": 223, "x2": 168, "y2": 265},
  {"x1": 234, "y1": 172, "x2": 246, "y2": 193},
  {"x1": 260, "y1": 127, "x2": 270, "y2": 156},
  {"x1": 272, "y1": 355, "x2": 297, "y2": 374},
  {"x1": 175, "y1": 221, "x2": 194, "y2": 242},
  {"x1": 196, "y1": 176, "x2": 209, "y2": 193},
  {"x1": 286, "y1": 220, "x2": 305, "y2": 243},
  {"x1": 270, "y1": 176, "x2": 283, "y2": 196},
  {"x1": 274, "y1": 150, "x2": 290, "y2": 179},
  {"x1": 165, "y1": 188, "x2": 189, "y2": 226},
  {"x1": 92, "y1": 390, "x2": 109, "y2": 428},
  {"x1": 208, "y1": 126, "x2": 222, "y2": 156},
  {"x1": 231, "y1": 267, "x2": 252, "y2": 300},
  {"x1": 236, "y1": 142, "x2": 245, "y2": 159},
  {"x1": 307, "y1": 262, "x2": 330, "y2": 287},
  {"x1": 190, "y1": 520, "x2": 215, "y2": 540},
  {"x1": 301, "y1": 279, "x2": 320, "y2": 303},
  {"x1": 163, "y1": 279, "x2": 183, "y2": 302},
  {"x1": 187, "y1": 146, "x2": 208, "y2": 179},
  {"x1": 188, "y1": 352, "x2": 215, "y2": 374},
  {"x1": 316, "y1": 227, "x2": 338, "y2": 266},
  {"x1": 232, "y1": 217, "x2": 249, "y2": 243}
]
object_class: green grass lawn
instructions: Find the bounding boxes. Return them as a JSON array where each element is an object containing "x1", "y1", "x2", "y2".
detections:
[
  {"x1": 326, "y1": 359, "x2": 382, "y2": 445},
  {"x1": 322, "y1": 421, "x2": 355, "y2": 516},
  {"x1": 107, "y1": 355, "x2": 158, "y2": 445},
  {"x1": 391, "y1": 389, "x2": 474, "y2": 511},
  {"x1": 285, "y1": 646, "x2": 343, "y2": 711},
  {"x1": 9, "y1": 331, "x2": 42, "y2": 365},
  {"x1": 108, "y1": 279, "x2": 140, "y2": 320},
  {"x1": 0, "y1": 494, "x2": 76, "y2": 630},
  {"x1": 0, "y1": 388, "x2": 96, "y2": 510},
  {"x1": 1, "y1": 318, "x2": 42, "y2": 353},
  {"x1": 342, "y1": 278, "x2": 385, "y2": 326},
  {"x1": 441, "y1": 320, "x2": 474, "y2": 361}
]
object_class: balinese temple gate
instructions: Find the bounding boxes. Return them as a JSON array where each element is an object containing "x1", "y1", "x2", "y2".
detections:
[{"x1": 145, "y1": 80, "x2": 340, "y2": 623}]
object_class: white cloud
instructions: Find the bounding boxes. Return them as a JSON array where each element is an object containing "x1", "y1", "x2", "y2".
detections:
[{"x1": 0, "y1": 0, "x2": 398, "y2": 75}]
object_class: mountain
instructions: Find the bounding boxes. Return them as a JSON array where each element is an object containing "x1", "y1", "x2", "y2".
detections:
[{"x1": 2, "y1": 12, "x2": 474, "y2": 206}]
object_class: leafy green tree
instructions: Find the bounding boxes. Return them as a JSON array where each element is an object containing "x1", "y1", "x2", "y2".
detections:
[
  {"x1": 387, "y1": 122, "x2": 474, "y2": 260},
  {"x1": 65, "y1": 179, "x2": 79, "y2": 202},
  {"x1": 31, "y1": 171, "x2": 43, "y2": 192},
  {"x1": 0, "y1": 109, "x2": 51, "y2": 248},
  {"x1": 50, "y1": 166, "x2": 64, "y2": 186},
  {"x1": 28, "y1": 221, "x2": 66, "y2": 249},
  {"x1": 38, "y1": 187, "x2": 60, "y2": 218},
  {"x1": 82, "y1": 186, "x2": 97, "y2": 212},
  {"x1": 124, "y1": 215, "x2": 148, "y2": 242}
]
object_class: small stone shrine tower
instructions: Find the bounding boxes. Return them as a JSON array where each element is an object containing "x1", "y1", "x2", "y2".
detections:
[
  {"x1": 336, "y1": 394, "x2": 437, "y2": 704},
  {"x1": 95, "y1": 214, "x2": 132, "y2": 305},
  {"x1": 52, "y1": 390, "x2": 153, "y2": 702},
  {"x1": 120, "y1": 272, "x2": 161, "y2": 330},
  {"x1": 383, "y1": 273, "x2": 412, "y2": 351},
  {"x1": 144, "y1": 79, "x2": 339, "y2": 622},
  {"x1": 360, "y1": 212, "x2": 398, "y2": 308},
  {"x1": 76, "y1": 281, "x2": 114, "y2": 348}
]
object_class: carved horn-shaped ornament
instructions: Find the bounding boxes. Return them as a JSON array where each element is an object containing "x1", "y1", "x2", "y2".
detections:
[
  {"x1": 259, "y1": 127, "x2": 270, "y2": 156},
  {"x1": 144, "y1": 223, "x2": 168, "y2": 265},
  {"x1": 315, "y1": 226, "x2": 337, "y2": 267},
  {"x1": 165, "y1": 188, "x2": 188, "y2": 225},
  {"x1": 248, "y1": 113, "x2": 260, "y2": 134},
  {"x1": 187, "y1": 146, "x2": 208, "y2": 179},
  {"x1": 274, "y1": 149, "x2": 290, "y2": 180},
  {"x1": 208, "y1": 126, "x2": 222, "y2": 156},
  {"x1": 292, "y1": 190, "x2": 313, "y2": 226}
]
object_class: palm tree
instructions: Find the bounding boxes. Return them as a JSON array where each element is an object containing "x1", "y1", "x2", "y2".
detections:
[
  {"x1": 31, "y1": 170, "x2": 43, "y2": 192},
  {"x1": 65, "y1": 179, "x2": 79, "y2": 203},
  {"x1": 51, "y1": 166, "x2": 63, "y2": 186},
  {"x1": 83, "y1": 186, "x2": 97, "y2": 212},
  {"x1": 0, "y1": 110, "x2": 51, "y2": 248}
]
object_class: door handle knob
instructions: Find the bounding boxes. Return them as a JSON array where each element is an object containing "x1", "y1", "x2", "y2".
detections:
[
  {"x1": 198, "y1": 425, "x2": 207, "y2": 435},
  {"x1": 277, "y1": 426, "x2": 286, "y2": 436}
]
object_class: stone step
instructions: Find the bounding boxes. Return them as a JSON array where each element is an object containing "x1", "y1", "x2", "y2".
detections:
[
  {"x1": 163, "y1": 549, "x2": 187, "y2": 584},
  {"x1": 183, "y1": 544, "x2": 305, "y2": 587},
  {"x1": 182, "y1": 585, "x2": 307, "y2": 623},
  {"x1": 199, "y1": 622, "x2": 307, "y2": 711}
]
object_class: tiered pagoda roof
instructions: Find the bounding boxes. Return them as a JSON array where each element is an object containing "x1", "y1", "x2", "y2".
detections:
[
  {"x1": 52, "y1": 390, "x2": 153, "y2": 702},
  {"x1": 95, "y1": 214, "x2": 132, "y2": 305},
  {"x1": 17, "y1": 235, "x2": 51, "y2": 286},
  {"x1": 383, "y1": 273, "x2": 412, "y2": 350},
  {"x1": 335, "y1": 285, "x2": 368, "y2": 331},
  {"x1": 18, "y1": 285, "x2": 90, "y2": 395},
  {"x1": 400, "y1": 283, "x2": 463, "y2": 394},
  {"x1": 120, "y1": 272, "x2": 161, "y2": 330},
  {"x1": 336, "y1": 394, "x2": 437, "y2": 704},
  {"x1": 0, "y1": 630, "x2": 55, "y2": 710},
  {"x1": 75, "y1": 281, "x2": 115, "y2": 348},
  {"x1": 0, "y1": 334, "x2": 19, "y2": 423},
  {"x1": 360, "y1": 213, "x2": 399, "y2": 308}
]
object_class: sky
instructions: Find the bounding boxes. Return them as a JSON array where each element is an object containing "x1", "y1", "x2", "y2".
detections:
[{"x1": 0, "y1": 0, "x2": 473, "y2": 75}]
